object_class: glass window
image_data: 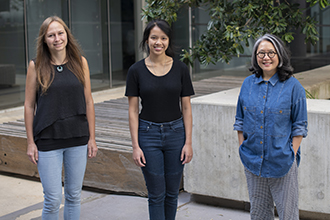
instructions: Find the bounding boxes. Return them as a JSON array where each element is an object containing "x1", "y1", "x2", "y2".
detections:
[
  {"x1": 71, "y1": 0, "x2": 110, "y2": 91},
  {"x1": 26, "y1": 0, "x2": 68, "y2": 62},
  {"x1": 190, "y1": 4, "x2": 330, "y2": 77},
  {"x1": 294, "y1": 4, "x2": 330, "y2": 72},
  {"x1": 0, "y1": 0, "x2": 138, "y2": 110},
  {"x1": 190, "y1": 6, "x2": 251, "y2": 80},
  {"x1": 0, "y1": 0, "x2": 25, "y2": 109},
  {"x1": 109, "y1": 0, "x2": 135, "y2": 87},
  {"x1": 172, "y1": 5, "x2": 190, "y2": 61}
]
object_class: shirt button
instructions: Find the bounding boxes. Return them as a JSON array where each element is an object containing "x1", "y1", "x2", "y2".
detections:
[
  {"x1": 279, "y1": 110, "x2": 282, "y2": 113},
  {"x1": 265, "y1": 82, "x2": 268, "y2": 85},
  {"x1": 260, "y1": 126, "x2": 263, "y2": 129},
  {"x1": 260, "y1": 110, "x2": 263, "y2": 114},
  {"x1": 261, "y1": 156, "x2": 263, "y2": 159},
  {"x1": 260, "y1": 141, "x2": 263, "y2": 144},
  {"x1": 263, "y1": 96, "x2": 265, "y2": 99}
]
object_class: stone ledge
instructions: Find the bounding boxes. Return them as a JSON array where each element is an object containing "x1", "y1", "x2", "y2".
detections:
[{"x1": 295, "y1": 65, "x2": 330, "y2": 99}]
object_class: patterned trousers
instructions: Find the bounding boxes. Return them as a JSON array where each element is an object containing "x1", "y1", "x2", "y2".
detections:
[{"x1": 244, "y1": 159, "x2": 299, "y2": 220}]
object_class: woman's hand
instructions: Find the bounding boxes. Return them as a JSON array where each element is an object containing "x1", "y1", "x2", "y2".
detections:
[
  {"x1": 82, "y1": 57, "x2": 97, "y2": 159},
  {"x1": 180, "y1": 96, "x2": 193, "y2": 165},
  {"x1": 128, "y1": 96, "x2": 143, "y2": 167},
  {"x1": 27, "y1": 143, "x2": 38, "y2": 164},
  {"x1": 88, "y1": 139, "x2": 98, "y2": 158},
  {"x1": 25, "y1": 60, "x2": 38, "y2": 165},
  {"x1": 132, "y1": 147, "x2": 146, "y2": 167},
  {"x1": 292, "y1": 135, "x2": 303, "y2": 155},
  {"x1": 181, "y1": 143, "x2": 193, "y2": 164}
]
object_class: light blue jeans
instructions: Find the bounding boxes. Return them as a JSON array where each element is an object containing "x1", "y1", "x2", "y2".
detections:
[{"x1": 37, "y1": 144, "x2": 88, "y2": 220}]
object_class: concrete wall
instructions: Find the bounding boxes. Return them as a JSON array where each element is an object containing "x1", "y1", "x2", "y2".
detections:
[
  {"x1": 184, "y1": 88, "x2": 330, "y2": 217},
  {"x1": 295, "y1": 65, "x2": 330, "y2": 100}
]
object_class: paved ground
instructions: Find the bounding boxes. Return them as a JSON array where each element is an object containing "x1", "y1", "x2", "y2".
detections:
[{"x1": 0, "y1": 173, "x2": 253, "y2": 220}]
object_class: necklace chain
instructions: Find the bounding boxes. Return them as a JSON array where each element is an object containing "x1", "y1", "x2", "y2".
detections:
[
  {"x1": 55, "y1": 57, "x2": 66, "y2": 73},
  {"x1": 149, "y1": 56, "x2": 166, "y2": 76},
  {"x1": 54, "y1": 57, "x2": 66, "y2": 66}
]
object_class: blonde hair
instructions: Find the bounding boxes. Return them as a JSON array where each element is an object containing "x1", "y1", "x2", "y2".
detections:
[{"x1": 35, "y1": 16, "x2": 85, "y2": 94}]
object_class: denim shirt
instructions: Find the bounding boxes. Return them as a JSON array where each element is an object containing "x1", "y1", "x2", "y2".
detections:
[{"x1": 234, "y1": 73, "x2": 308, "y2": 178}]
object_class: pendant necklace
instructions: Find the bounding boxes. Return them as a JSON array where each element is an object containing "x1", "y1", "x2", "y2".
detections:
[
  {"x1": 55, "y1": 58, "x2": 66, "y2": 73},
  {"x1": 150, "y1": 56, "x2": 166, "y2": 76},
  {"x1": 56, "y1": 65, "x2": 63, "y2": 72}
]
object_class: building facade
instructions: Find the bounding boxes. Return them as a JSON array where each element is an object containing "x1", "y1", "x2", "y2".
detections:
[{"x1": 0, "y1": 0, "x2": 329, "y2": 110}]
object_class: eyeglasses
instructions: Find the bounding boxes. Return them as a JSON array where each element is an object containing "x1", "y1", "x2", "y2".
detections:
[{"x1": 256, "y1": 51, "x2": 277, "y2": 59}]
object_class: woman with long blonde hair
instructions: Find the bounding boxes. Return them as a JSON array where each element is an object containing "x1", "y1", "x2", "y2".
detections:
[{"x1": 24, "y1": 16, "x2": 97, "y2": 219}]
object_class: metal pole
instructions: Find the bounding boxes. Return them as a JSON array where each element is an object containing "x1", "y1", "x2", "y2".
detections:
[
  {"x1": 23, "y1": 0, "x2": 29, "y2": 68},
  {"x1": 107, "y1": 0, "x2": 112, "y2": 88},
  {"x1": 188, "y1": 6, "x2": 193, "y2": 78},
  {"x1": 68, "y1": 0, "x2": 72, "y2": 29}
]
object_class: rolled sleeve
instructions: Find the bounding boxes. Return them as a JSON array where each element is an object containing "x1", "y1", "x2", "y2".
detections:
[
  {"x1": 291, "y1": 83, "x2": 308, "y2": 138},
  {"x1": 292, "y1": 120, "x2": 308, "y2": 137},
  {"x1": 234, "y1": 95, "x2": 244, "y2": 131},
  {"x1": 234, "y1": 117, "x2": 244, "y2": 131}
]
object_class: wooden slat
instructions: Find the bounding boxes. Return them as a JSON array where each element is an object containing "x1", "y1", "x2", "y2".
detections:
[{"x1": 0, "y1": 75, "x2": 245, "y2": 194}]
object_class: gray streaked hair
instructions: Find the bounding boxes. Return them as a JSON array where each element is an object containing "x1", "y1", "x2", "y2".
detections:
[{"x1": 249, "y1": 34, "x2": 293, "y2": 81}]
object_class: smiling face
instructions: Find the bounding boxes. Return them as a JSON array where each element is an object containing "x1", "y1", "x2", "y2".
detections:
[
  {"x1": 256, "y1": 40, "x2": 279, "y2": 78},
  {"x1": 44, "y1": 21, "x2": 67, "y2": 54},
  {"x1": 147, "y1": 25, "x2": 169, "y2": 56}
]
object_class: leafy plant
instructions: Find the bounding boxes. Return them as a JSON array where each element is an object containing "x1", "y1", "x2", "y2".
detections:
[
  {"x1": 305, "y1": 89, "x2": 315, "y2": 99},
  {"x1": 142, "y1": 0, "x2": 330, "y2": 66}
]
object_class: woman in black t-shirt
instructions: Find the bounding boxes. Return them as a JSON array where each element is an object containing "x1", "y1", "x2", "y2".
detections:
[
  {"x1": 24, "y1": 16, "x2": 97, "y2": 220},
  {"x1": 125, "y1": 19, "x2": 194, "y2": 220}
]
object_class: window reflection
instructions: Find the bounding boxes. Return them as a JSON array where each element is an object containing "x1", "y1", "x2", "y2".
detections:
[
  {"x1": 109, "y1": 0, "x2": 135, "y2": 87},
  {"x1": 0, "y1": 1, "x2": 328, "y2": 110},
  {"x1": 71, "y1": 0, "x2": 110, "y2": 91},
  {"x1": 0, "y1": 0, "x2": 25, "y2": 109}
]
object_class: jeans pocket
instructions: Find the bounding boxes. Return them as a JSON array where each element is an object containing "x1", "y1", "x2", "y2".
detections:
[
  {"x1": 170, "y1": 120, "x2": 184, "y2": 132},
  {"x1": 138, "y1": 123, "x2": 150, "y2": 133}
]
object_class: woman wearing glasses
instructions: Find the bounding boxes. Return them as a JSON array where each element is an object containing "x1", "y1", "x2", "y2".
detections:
[{"x1": 234, "y1": 34, "x2": 308, "y2": 220}]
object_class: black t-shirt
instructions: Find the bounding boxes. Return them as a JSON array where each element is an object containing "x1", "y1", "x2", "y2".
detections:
[{"x1": 125, "y1": 58, "x2": 195, "y2": 123}]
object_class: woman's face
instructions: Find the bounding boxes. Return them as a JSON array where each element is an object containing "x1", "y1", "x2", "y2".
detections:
[
  {"x1": 147, "y1": 25, "x2": 169, "y2": 56},
  {"x1": 256, "y1": 40, "x2": 279, "y2": 77},
  {"x1": 44, "y1": 21, "x2": 67, "y2": 54}
]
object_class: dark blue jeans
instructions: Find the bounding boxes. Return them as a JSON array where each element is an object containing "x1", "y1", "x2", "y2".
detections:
[{"x1": 138, "y1": 117, "x2": 185, "y2": 220}]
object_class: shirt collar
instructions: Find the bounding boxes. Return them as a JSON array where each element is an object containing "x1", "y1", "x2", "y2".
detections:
[{"x1": 255, "y1": 72, "x2": 279, "y2": 86}]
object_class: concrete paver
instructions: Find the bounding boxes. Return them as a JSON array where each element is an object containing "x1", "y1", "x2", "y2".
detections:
[
  {"x1": 0, "y1": 174, "x2": 43, "y2": 218},
  {"x1": 0, "y1": 173, "x2": 252, "y2": 220}
]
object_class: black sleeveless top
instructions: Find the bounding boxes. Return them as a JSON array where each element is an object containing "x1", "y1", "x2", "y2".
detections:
[{"x1": 33, "y1": 62, "x2": 89, "y2": 151}]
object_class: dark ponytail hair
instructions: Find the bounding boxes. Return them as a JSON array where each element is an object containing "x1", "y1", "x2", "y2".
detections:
[{"x1": 140, "y1": 19, "x2": 175, "y2": 57}]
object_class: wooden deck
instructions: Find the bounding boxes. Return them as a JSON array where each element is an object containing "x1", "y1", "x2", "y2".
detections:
[
  {"x1": 95, "y1": 75, "x2": 245, "y2": 152},
  {"x1": 0, "y1": 75, "x2": 245, "y2": 195}
]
